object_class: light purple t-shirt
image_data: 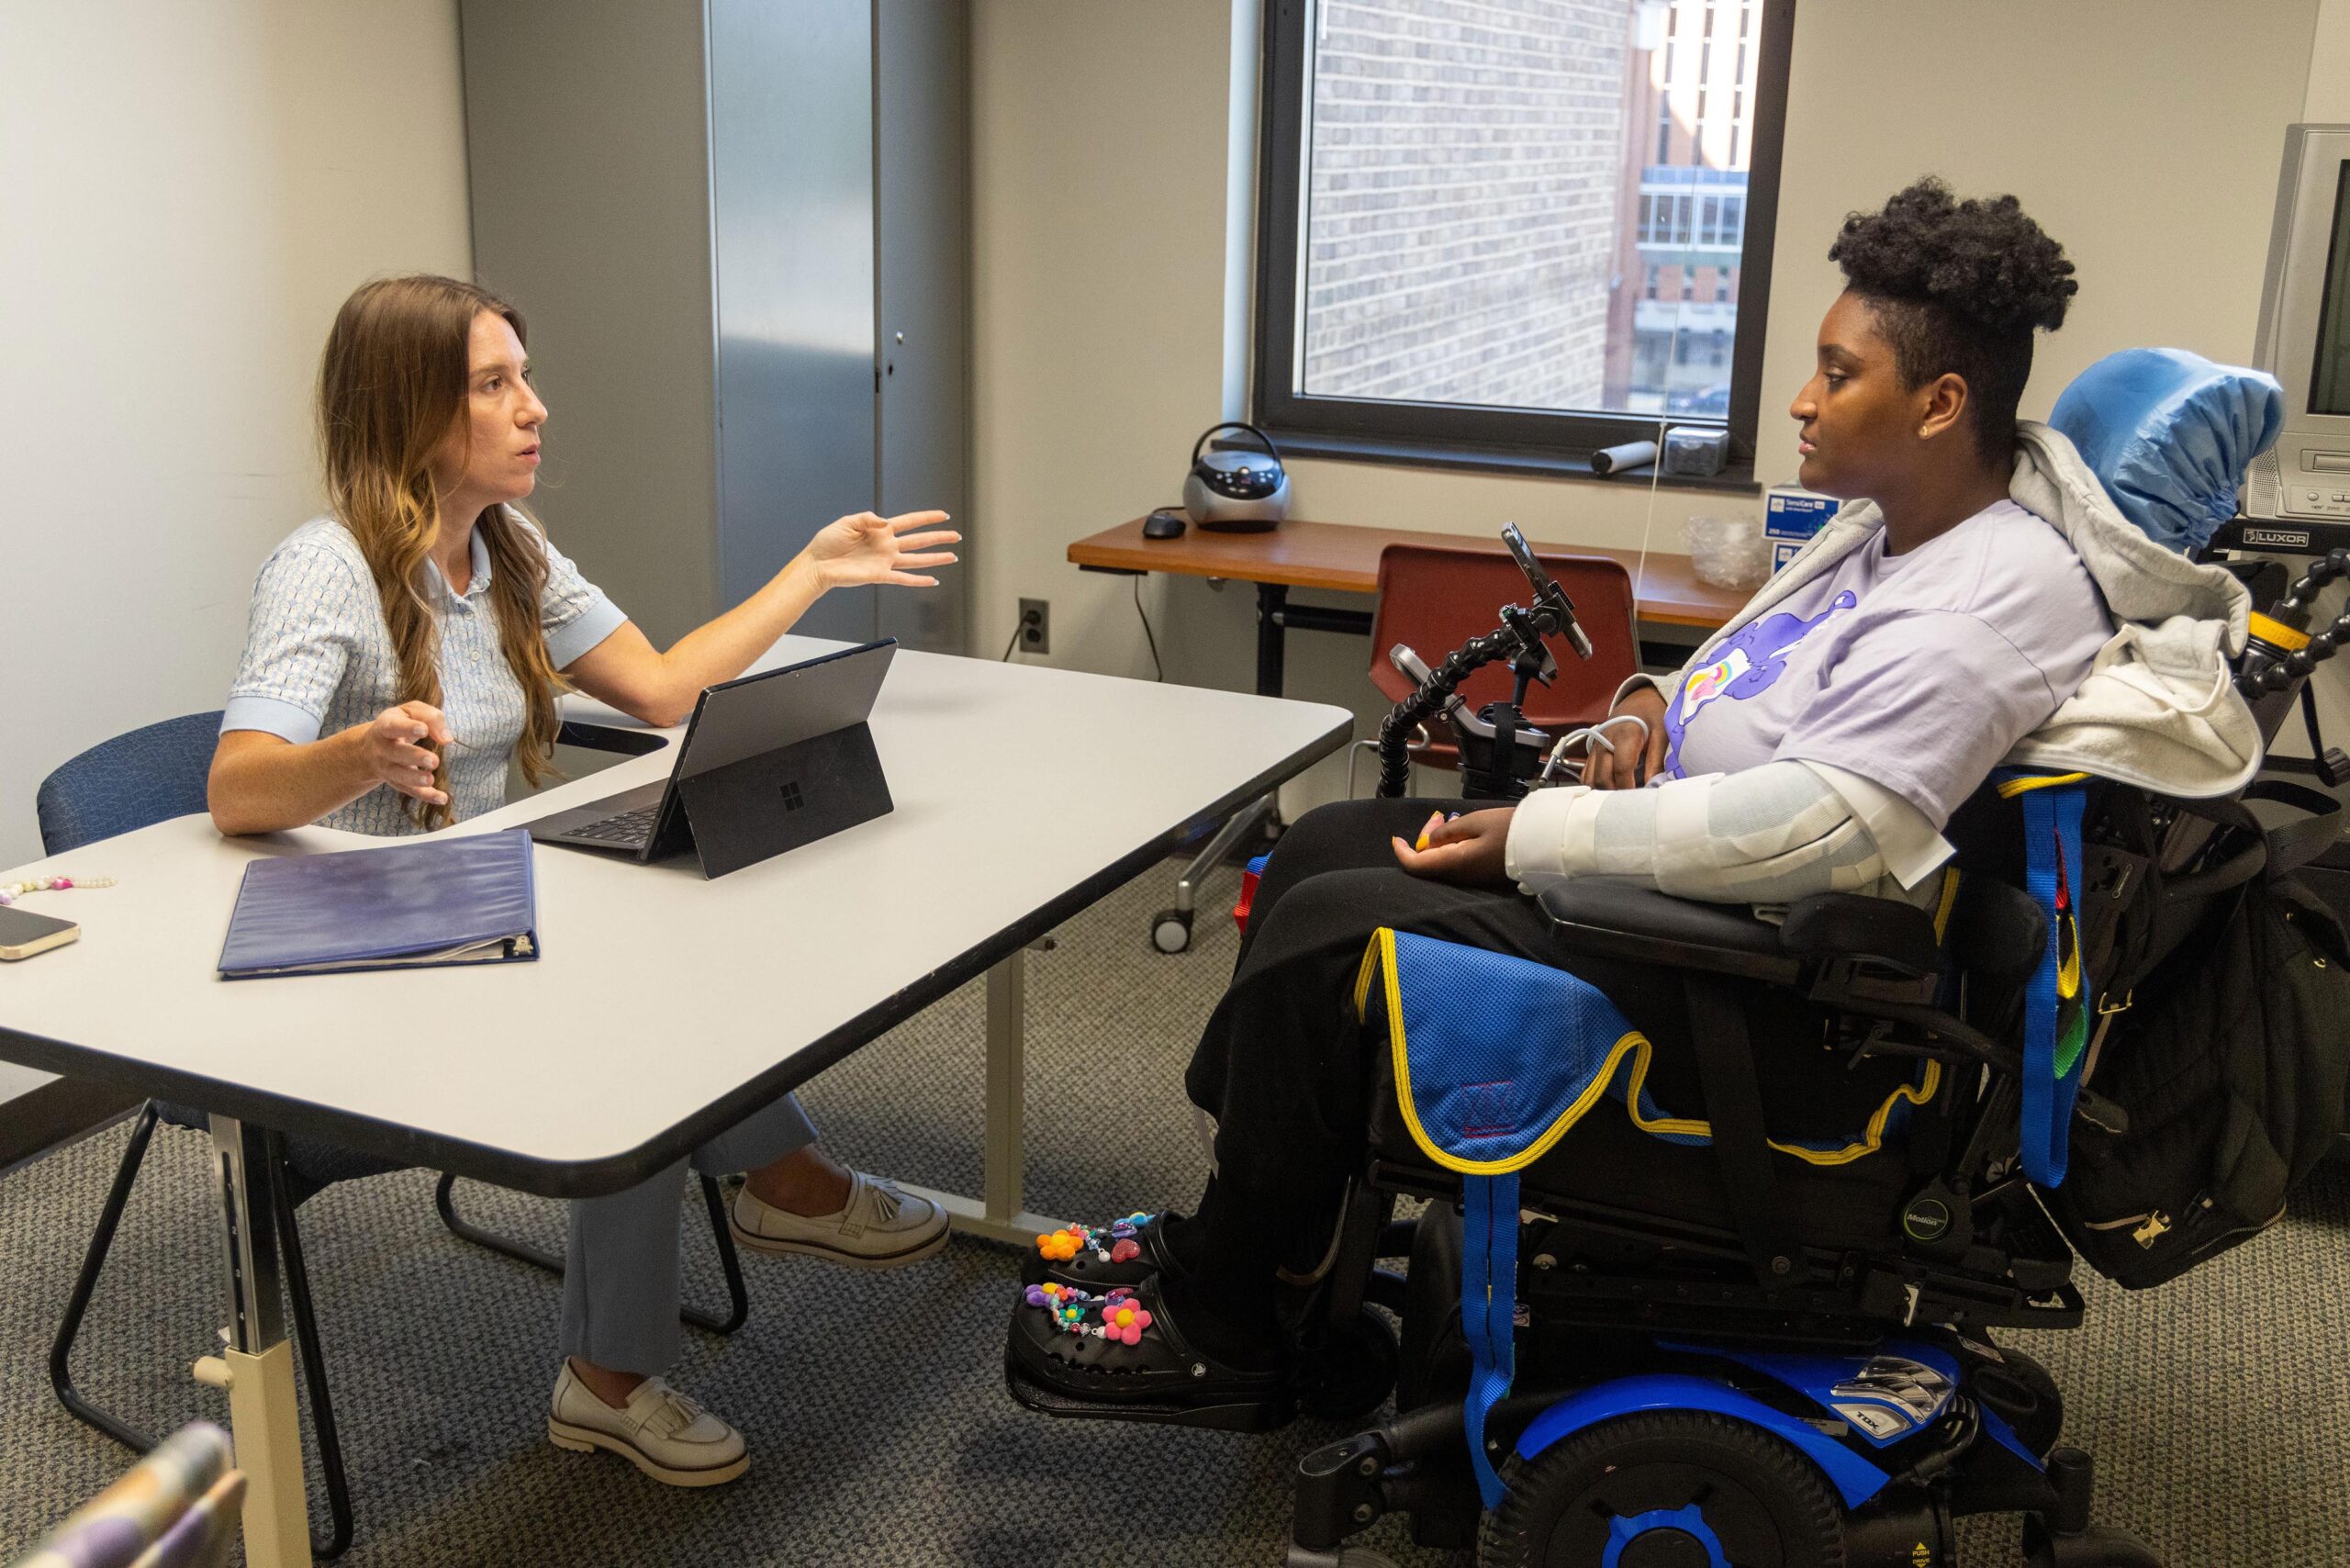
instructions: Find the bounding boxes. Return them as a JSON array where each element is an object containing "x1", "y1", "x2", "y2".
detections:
[{"x1": 1658, "y1": 499, "x2": 2113, "y2": 829}]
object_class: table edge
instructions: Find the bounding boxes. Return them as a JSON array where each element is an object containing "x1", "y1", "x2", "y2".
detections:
[{"x1": 0, "y1": 714, "x2": 1353, "y2": 1198}]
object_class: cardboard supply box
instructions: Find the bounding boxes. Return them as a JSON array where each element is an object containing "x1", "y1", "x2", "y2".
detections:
[{"x1": 1764, "y1": 487, "x2": 1838, "y2": 573}]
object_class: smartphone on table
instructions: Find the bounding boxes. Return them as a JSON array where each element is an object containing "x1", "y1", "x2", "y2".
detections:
[{"x1": 0, "y1": 905, "x2": 79, "y2": 961}]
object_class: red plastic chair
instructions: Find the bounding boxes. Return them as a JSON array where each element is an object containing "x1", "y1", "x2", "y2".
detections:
[{"x1": 1366, "y1": 543, "x2": 1640, "y2": 777}]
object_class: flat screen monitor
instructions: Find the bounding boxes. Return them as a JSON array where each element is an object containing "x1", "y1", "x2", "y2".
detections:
[
  {"x1": 2311, "y1": 160, "x2": 2350, "y2": 418},
  {"x1": 2247, "y1": 126, "x2": 2350, "y2": 526}
]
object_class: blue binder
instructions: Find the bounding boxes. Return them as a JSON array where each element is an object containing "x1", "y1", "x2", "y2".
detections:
[{"x1": 218, "y1": 828, "x2": 540, "y2": 980}]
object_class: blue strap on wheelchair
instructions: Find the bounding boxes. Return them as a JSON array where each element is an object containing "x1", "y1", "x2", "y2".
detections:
[
  {"x1": 1460, "y1": 1170, "x2": 1518, "y2": 1508},
  {"x1": 2001, "y1": 770, "x2": 2091, "y2": 1187}
]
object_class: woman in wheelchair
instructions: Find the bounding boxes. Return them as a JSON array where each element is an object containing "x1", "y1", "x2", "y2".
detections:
[{"x1": 1008, "y1": 179, "x2": 2256, "y2": 1412}]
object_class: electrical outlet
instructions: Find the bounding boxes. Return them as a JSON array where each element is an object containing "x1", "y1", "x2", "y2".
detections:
[{"x1": 1019, "y1": 598, "x2": 1050, "y2": 655}]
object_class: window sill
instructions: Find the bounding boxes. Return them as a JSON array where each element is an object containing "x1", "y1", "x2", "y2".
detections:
[{"x1": 1266, "y1": 428, "x2": 1763, "y2": 497}]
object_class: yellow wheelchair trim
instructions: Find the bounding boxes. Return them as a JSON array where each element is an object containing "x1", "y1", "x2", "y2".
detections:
[{"x1": 1353, "y1": 926, "x2": 1943, "y2": 1178}]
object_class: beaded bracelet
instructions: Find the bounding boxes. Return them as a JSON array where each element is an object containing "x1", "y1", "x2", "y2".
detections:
[{"x1": 0, "y1": 874, "x2": 117, "y2": 906}]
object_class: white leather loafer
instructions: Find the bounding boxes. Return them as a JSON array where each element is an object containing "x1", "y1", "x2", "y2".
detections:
[
  {"x1": 546, "y1": 1364, "x2": 748, "y2": 1488},
  {"x1": 730, "y1": 1170, "x2": 949, "y2": 1270}
]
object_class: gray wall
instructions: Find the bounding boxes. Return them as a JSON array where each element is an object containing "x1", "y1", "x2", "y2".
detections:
[
  {"x1": 461, "y1": 0, "x2": 722, "y2": 647},
  {"x1": 877, "y1": 0, "x2": 974, "y2": 656}
]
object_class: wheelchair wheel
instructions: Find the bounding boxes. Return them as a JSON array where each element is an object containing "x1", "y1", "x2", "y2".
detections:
[
  {"x1": 1296, "y1": 1305, "x2": 1402, "y2": 1424},
  {"x1": 1476, "y1": 1410, "x2": 1847, "y2": 1568},
  {"x1": 1973, "y1": 1346, "x2": 2064, "y2": 1457}
]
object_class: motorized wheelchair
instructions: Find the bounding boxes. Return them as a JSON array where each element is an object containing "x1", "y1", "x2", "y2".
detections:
[
  {"x1": 1261, "y1": 527, "x2": 2344, "y2": 1568},
  {"x1": 1010, "y1": 504, "x2": 2344, "y2": 1566}
]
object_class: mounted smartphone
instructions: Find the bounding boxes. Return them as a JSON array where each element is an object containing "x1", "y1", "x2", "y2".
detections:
[{"x1": 0, "y1": 905, "x2": 79, "y2": 961}]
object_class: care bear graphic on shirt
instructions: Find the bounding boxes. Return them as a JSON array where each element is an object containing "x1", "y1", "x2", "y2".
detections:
[{"x1": 1659, "y1": 589, "x2": 1860, "y2": 779}]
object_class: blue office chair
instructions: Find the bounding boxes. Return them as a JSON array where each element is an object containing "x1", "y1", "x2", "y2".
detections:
[{"x1": 37, "y1": 714, "x2": 747, "y2": 1560}]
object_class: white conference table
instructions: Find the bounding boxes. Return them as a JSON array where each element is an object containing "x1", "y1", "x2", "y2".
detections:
[{"x1": 0, "y1": 637, "x2": 1349, "y2": 1567}]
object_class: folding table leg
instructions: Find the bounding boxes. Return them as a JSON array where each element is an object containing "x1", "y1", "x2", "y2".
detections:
[
  {"x1": 901, "y1": 947, "x2": 1067, "y2": 1247},
  {"x1": 205, "y1": 1114, "x2": 313, "y2": 1568}
]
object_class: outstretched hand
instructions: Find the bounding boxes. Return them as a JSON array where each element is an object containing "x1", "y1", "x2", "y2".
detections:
[
  {"x1": 1390, "y1": 807, "x2": 1516, "y2": 886},
  {"x1": 806, "y1": 510, "x2": 961, "y2": 589}
]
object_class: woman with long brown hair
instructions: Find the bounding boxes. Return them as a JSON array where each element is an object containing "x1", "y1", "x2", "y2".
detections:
[{"x1": 209, "y1": 274, "x2": 960, "y2": 1487}]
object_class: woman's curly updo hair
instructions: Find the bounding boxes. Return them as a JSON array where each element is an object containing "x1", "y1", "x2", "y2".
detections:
[{"x1": 1828, "y1": 177, "x2": 2077, "y2": 459}]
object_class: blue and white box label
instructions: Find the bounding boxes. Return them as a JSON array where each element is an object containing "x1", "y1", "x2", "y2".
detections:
[{"x1": 1765, "y1": 487, "x2": 1838, "y2": 574}]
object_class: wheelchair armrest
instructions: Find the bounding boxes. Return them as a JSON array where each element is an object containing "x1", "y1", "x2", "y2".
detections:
[
  {"x1": 1537, "y1": 881, "x2": 1800, "y2": 984},
  {"x1": 1939, "y1": 879, "x2": 2048, "y2": 984},
  {"x1": 1538, "y1": 884, "x2": 1945, "y2": 994},
  {"x1": 1778, "y1": 892, "x2": 1940, "y2": 979}
]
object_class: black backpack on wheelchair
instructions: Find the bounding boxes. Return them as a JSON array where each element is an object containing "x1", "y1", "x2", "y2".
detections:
[{"x1": 1271, "y1": 531, "x2": 2350, "y2": 1568}]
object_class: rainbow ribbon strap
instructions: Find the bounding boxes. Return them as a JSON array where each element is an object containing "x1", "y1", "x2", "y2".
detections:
[{"x1": 1999, "y1": 770, "x2": 2091, "y2": 1187}]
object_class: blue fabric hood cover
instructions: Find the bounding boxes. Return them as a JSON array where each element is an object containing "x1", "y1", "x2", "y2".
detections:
[{"x1": 2048, "y1": 347, "x2": 2282, "y2": 554}]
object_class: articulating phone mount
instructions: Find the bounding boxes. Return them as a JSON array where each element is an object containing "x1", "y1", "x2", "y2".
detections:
[{"x1": 1374, "y1": 524, "x2": 1596, "y2": 802}]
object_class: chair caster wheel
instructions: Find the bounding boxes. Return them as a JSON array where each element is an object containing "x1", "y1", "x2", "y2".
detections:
[{"x1": 1150, "y1": 909, "x2": 1193, "y2": 954}]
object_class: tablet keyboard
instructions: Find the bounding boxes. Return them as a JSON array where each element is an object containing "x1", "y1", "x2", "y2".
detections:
[{"x1": 566, "y1": 804, "x2": 659, "y2": 846}]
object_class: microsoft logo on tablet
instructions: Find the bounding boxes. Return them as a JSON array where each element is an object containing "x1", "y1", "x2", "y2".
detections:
[{"x1": 780, "y1": 781, "x2": 805, "y2": 813}]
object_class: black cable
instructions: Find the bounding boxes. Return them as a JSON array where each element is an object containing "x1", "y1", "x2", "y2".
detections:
[
  {"x1": 1133, "y1": 574, "x2": 1163, "y2": 680},
  {"x1": 1000, "y1": 621, "x2": 1022, "y2": 661}
]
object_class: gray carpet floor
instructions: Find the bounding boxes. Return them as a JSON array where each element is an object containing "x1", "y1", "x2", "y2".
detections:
[{"x1": 4, "y1": 863, "x2": 2348, "y2": 1566}]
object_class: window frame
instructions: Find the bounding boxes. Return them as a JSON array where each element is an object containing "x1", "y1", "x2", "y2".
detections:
[{"x1": 1248, "y1": 0, "x2": 1797, "y2": 482}]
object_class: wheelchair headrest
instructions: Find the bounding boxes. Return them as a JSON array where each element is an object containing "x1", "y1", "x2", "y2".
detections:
[{"x1": 2048, "y1": 348, "x2": 2283, "y2": 554}]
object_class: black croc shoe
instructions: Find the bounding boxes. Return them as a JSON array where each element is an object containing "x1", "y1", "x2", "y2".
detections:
[
  {"x1": 1023, "y1": 1211, "x2": 1190, "y2": 1291},
  {"x1": 1005, "y1": 1276, "x2": 1289, "y2": 1409}
]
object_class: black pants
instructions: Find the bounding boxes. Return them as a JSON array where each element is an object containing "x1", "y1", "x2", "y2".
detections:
[
  {"x1": 1175, "y1": 797, "x2": 1906, "y2": 1315},
  {"x1": 1177, "y1": 798, "x2": 1700, "y2": 1305}
]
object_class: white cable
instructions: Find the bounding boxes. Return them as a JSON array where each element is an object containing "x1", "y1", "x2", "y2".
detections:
[
  {"x1": 1628, "y1": 293, "x2": 1687, "y2": 670},
  {"x1": 1539, "y1": 713, "x2": 1651, "y2": 784}
]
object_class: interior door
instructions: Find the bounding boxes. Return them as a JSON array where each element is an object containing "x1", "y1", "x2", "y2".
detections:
[
  {"x1": 874, "y1": 0, "x2": 972, "y2": 655},
  {"x1": 709, "y1": 0, "x2": 879, "y2": 642}
]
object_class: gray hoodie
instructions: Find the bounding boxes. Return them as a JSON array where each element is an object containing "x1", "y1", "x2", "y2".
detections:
[{"x1": 1655, "y1": 421, "x2": 2260, "y2": 800}]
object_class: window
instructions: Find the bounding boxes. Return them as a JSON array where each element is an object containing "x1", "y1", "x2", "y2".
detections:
[{"x1": 1252, "y1": 0, "x2": 1796, "y2": 475}]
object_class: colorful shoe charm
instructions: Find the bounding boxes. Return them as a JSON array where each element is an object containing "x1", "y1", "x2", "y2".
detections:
[
  {"x1": 1022, "y1": 1282, "x2": 1155, "y2": 1346},
  {"x1": 1034, "y1": 1212, "x2": 1153, "y2": 1268}
]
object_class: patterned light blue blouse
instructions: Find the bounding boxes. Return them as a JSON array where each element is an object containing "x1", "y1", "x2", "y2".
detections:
[{"x1": 221, "y1": 510, "x2": 628, "y2": 836}]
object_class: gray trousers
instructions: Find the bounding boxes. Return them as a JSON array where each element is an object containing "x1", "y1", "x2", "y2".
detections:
[{"x1": 558, "y1": 1092, "x2": 819, "y2": 1374}]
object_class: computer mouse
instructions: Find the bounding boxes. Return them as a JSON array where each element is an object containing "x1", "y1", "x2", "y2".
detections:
[{"x1": 1143, "y1": 509, "x2": 1188, "y2": 540}]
